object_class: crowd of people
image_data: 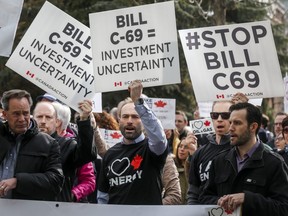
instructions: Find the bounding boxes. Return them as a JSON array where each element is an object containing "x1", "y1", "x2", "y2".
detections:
[{"x1": 0, "y1": 81, "x2": 288, "y2": 215}]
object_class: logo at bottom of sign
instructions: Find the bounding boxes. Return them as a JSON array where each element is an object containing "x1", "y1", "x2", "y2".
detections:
[{"x1": 206, "y1": 206, "x2": 241, "y2": 216}]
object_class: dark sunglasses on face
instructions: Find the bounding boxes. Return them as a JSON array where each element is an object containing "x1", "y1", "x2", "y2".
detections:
[{"x1": 210, "y1": 112, "x2": 230, "y2": 120}]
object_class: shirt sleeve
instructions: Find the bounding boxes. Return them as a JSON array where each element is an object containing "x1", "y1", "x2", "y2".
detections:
[
  {"x1": 134, "y1": 101, "x2": 167, "y2": 156},
  {"x1": 97, "y1": 190, "x2": 109, "y2": 204}
]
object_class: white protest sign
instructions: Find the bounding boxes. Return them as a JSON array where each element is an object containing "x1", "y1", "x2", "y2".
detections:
[
  {"x1": 0, "y1": 0, "x2": 23, "y2": 57},
  {"x1": 206, "y1": 206, "x2": 241, "y2": 216},
  {"x1": 0, "y1": 199, "x2": 241, "y2": 216},
  {"x1": 99, "y1": 128, "x2": 123, "y2": 147},
  {"x1": 89, "y1": 1, "x2": 180, "y2": 92},
  {"x1": 249, "y1": 98, "x2": 263, "y2": 107},
  {"x1": 91, "y1": 93, "x2": 102, "y2": 112},
  {"x1": 144, "y1": 97, "x2": 176, "y2": 129},
  {"x1": 284, "y1": 75, "x2": 288, "y2": 113},
  {"x1": 179, "y1": 20, "x2": 284, "y2": 102},
  {"x1": 6, "y1": 1, "x2": 102, "y2": 112},
  {"x1": 190, "y1": 118, "x2": 214, "y2": 135},
  {"x1": 198, "y1": 102, "x2": 213, "y2": 118}
]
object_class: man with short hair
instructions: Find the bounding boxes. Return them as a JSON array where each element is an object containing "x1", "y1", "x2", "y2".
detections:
[
  {"x1": 0, "y1": 89, "x2": 64, "y2": 200},
  {"x1": 33, "y1": 100, "x2": 96, "y2": 202},
  {"x1": 187, "y1": 101, "x2": 233, "y2": 204},
  {"x1": 267, "y1": 112, "x2": 288, "y2": 148},
  {"x1": 200, "y1": 103, "x2": 288, "y2": 216},
  {"x1": 97, "y1": 80, "x2": 168, "y2": 204},
  {"x1": 175, "y1": 110, "x2": 190, "y2": 140}
]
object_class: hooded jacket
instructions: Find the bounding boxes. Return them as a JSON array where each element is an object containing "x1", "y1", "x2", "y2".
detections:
[{"x1": 187, "y1": 133, "x2": 231, "y2": 204}]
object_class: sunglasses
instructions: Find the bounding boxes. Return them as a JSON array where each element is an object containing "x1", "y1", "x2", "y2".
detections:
[
  {"x1": 210, "y1": 112, "x2": 230, "y2": 120},
  {"x1": 283, "y1": 127, "x2": 288, "y2": 134}
]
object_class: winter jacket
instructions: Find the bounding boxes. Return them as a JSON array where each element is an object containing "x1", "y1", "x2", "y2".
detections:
[
  {"x1": 53, "y1": 118, "x2": 97, "y2": 202},
  {"x1": 200, "y1": 142, "x2": 288, "y2": 216},
  {"x1": 0, "y1": 119, "x2": 64, "y2": 200},
  {"x1": 72, "y1": 162, "x2": 96, "y2": 202},
  {"x1": 187, "y1": 133, "x2": 231, "y2": 204},
  {"x1": 162, "y1": 154, "x2": 182, "y2": 205}
]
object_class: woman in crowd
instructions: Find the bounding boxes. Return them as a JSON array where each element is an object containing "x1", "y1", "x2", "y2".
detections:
[
  {"x1": 165, "y1": 129, "x2": 180, "y2": 156},
  {"x1": 174, "y1": 133, "x2": 197, "y2": 204}
]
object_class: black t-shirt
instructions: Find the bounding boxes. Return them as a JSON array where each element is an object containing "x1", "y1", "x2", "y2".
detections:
[{"x1": 98, "y1": 138, "x2": 167, "y2": 205}]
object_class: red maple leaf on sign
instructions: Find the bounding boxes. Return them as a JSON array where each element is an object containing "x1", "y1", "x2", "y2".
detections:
[
  {"x1": 154, "y1": 100, "x2": 167, "y2": 108},
  {"x1": 110, "y1": 132, "x2": 122, "y2": 139},
  {"x1": 225, "y1": 209, "x2": 233, "y2": 214},
  {"x1": 204, "y1": 120, "x2": 211, "y2": 127},
  {"x1": 131, "y1": 154, "x2": 143, "y2": 170}
]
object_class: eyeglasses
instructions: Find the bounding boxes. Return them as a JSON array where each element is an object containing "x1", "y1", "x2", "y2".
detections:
[
  {"x1": 283, "y1": 127, "x2": 288, "y2": 134},
  {"x1": 210, "y1": 112, "x2": 230, "y2": 120}
]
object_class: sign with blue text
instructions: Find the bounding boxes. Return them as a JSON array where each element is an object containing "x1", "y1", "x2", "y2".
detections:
[
  {"x1": 89, "y1": 1, "x2": 180, "y2": 92},
  {"x1": 179, "y1": 21, "x2": 284, "y2": 102}
]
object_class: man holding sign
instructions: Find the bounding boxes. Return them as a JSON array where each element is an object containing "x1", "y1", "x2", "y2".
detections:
[{"x1": 97, "y1": 80, "x2": 168, "y2": 204}]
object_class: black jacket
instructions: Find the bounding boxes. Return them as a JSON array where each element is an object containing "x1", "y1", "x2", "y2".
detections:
[
  {"x1": 277, "y1": 145, "x2": 288, "y2": 166},
  {"x1": 200, "y1": 142, "x2": 288, "y2": 216},
  {"x1": 0, "y1": 119, "x2": 64, "y2": 200},
  {"x1": 187, "y1": 133, "x2": 231, "y2": 204},
  {"x1": 53, "y1": 118, "x2": 97, "y2": 202}
]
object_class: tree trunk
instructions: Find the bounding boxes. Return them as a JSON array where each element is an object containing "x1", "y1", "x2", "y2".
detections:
[{"x1": 212, "y1": 0, "x2": 226, "y2": 25}]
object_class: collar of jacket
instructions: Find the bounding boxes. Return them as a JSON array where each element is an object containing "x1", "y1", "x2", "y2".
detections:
[
  {"x1": 1, "y1": 118, "x2": 38, "y2": 139},
  {"x1": 0, "y1": 118, "x2": 38, "y2": 162},
  {"x1": 224, "y1": 142, "x2": 265, "y2": 171},
  {"x1": 207, "y1": 133, "x2": 231, "y2": 145}
]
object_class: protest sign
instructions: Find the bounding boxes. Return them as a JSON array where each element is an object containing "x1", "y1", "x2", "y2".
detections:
[
  {"x1": 190, "y1": 118, "x2": 215, "y2": 135},
  {"x1": 249, "y1": 98, "x2": 263, "y2": 107},
  {"x1": 206, "y1": 206, "x2": 241, "y2": 216},
  {"x1": 284, "y1": 75, "x2": 288, "y2": 113},
  {"x1": 6, "y1": 1, "x2": 101, "y2": 112},
  {"x1": 0, "y1": 199, "x2": 241, "y2": 216},
  {"x1": 89, "y1": 1, "x2": 180, "y2": 92},
  {"x1": 179, "y1": 20, "x2": 284, "y2": 102},
  {"x1": 197, "y1": 102, "x2": 213, "y2": 118},
  {"x1": 0, "y1": 0, "x2": 23, "y2": 57},
  {"x1": 144, "y1": 97, "x2": 175, "y2": 129},
  {"x1": 99, "y1": 128, "x2": 123, "y2": 147}
]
